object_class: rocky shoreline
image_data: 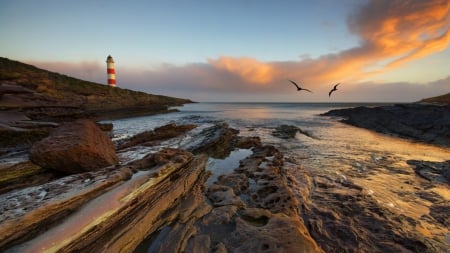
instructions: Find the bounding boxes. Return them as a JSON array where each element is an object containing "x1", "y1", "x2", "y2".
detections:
[
  {"x1": 1, "y1": 114, "x2": 449, "y2": 252},
  {"x1": 0, "y1": 120, "x2": 323, "y2": 252},
  {"x1": 2, "y1": 58, "x2": 449, "y2": 252},
  {"x1": 1, "y1": 89, "x2": 450, "y2": 252},
  {"x1": 322, "y1": 103, "x2": 450, "y2": 148}
]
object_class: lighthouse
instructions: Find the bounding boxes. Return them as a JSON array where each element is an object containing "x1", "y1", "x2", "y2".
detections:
[{"x1": 106, "y1": 55, "x2": 116, "y2": 87}]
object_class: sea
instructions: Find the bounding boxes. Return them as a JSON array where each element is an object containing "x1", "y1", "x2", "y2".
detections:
[{"x1": 106, "y1": 102, "x2": 450, "y2": 247}]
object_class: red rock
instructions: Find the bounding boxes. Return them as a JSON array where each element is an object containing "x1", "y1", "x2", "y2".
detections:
[{"x1": 29, "y1": 119, "x2": 118, "y2": 173}]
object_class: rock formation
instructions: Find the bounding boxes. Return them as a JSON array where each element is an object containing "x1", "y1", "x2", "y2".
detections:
[
  {"x1": 29, "y1": 119, "x2": 118, "y2": 173},
  {"x1": 272, "y1": 124, "x2": 317, "y2": 139},
  {"x1": 0, "y1": 123, "x2": 326, "y2": 252},
  {"x1": 135, "y1": 141, "x2": 323, "y2": 253},
  {"x1": 322, "y1": 103, "x2": 450, "y2": 147},
  {"x1": 2, "y1": 120, "x2": 450, "y2": 252}
]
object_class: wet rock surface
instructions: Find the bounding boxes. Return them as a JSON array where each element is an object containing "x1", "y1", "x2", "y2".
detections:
[
  {"x1": 117, "y1": 123, "x2": 197, "y2": 149},
  {"x1": 322, "y1": 103, "x2": 450, "y2": 147},
  {"x1": 293, "y1": 154, "x2": 450, "y2": 253},
  {"x1": 272, "y1": 124, "x2": 317, "y2": 139},
  {"x1": 407, "y1": 160, "x2": 450, "y2": 183},
  {"x1": 0, "y1": 146, "x2": 208, "y2": 252},
  {"x1": 1, "y1": 120, "x2": 449, "y2": 252},
  {"x1": 183, "y1": 123, "x2": 239, "y2": 158},
  {"x1": 136, "y1": 143, "x2": 323, "y2": 253}
]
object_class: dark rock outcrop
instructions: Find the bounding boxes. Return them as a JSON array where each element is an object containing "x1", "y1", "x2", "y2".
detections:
[
  {"x1": 29, "y1": 119, "x2": 118, "y2": 173},
  {"x1": 272, "y1": 124, "x2": 317, "y2": 139},
  {"x1": 183, "y1": 123, "x2": 239, "y2": 158},
  {"x1": 407, "y1": 159, "x2": 450, "y2": 183},
  {"x1": 118, "y1": 123, "x2": 197, "y2": 149},
  {"x1": 322, "y1": 104, "x2": 450, "y2": 147}
]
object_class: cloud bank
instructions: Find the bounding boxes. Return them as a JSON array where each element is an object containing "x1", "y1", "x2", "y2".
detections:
[
  {"x1": 28, "y1": 0, "x2": 450, "y2": 102},
  {"x1": 208, "y1": 0, "x2": 450, "y2": 85}
]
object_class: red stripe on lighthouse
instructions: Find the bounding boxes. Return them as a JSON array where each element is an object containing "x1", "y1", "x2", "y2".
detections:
[{"x1": 106, "y1": 55, "x2": 116, "y2": 87}]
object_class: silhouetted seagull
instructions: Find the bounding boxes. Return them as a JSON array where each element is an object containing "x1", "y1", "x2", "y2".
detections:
[
  {"x1": 328, "y1": 83, "x2": 340, "y2": 97},
  {"x1": 289, "y1": 80, "x2": 312, "y2": 93}
]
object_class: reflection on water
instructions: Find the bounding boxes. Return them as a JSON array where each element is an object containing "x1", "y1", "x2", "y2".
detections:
[
  {"x1": 108, "y1": 102, "x2": 450, "y2": 246},
  {"x1": 205, "y1": 148, "x2": 253, "y2": 186}
]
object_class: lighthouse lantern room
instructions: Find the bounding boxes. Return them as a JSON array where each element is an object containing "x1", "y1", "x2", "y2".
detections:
[{"x1": 106, "y1": 55, "x2": 116, "y2": 87}]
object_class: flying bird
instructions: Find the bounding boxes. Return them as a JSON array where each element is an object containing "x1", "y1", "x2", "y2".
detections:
[
  {"x1": 328, "y1": 83, "x2": 340, "y2": 97},
  {"x1": 288, "y1": 80, "x2": 312, "y2": 93}
]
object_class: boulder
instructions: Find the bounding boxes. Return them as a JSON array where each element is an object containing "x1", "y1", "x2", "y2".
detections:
[{"x1": 29, "y1": 119, "x2": 118, "y2": 173}]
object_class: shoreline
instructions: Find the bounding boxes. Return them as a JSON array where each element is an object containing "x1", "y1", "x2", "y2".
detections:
[
  {"x1": 1, "y1": 102, "x2": 450, "y2": 252},
  {"x1": 322, "y1": 103, "x2": 450, "y2": 148}
]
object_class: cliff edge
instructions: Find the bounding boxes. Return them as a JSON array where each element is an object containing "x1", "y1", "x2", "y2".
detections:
[
  {"x1": 0, "y1": 57, "x2": 192, "y2": 121},
  {"x1": 0, "y1": 57, "x2": 192, "y2": 148}
]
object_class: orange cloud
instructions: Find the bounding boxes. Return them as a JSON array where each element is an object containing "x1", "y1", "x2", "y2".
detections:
[
  {"x1": 208, "y1": 0, "x2": 450, "y2": 87},
  {"x1": 355, "y1": 0, "x2": 450, "y2": 65},
  {"x1": 208, "y1": 57, "x2": 276, "y2": 84}
]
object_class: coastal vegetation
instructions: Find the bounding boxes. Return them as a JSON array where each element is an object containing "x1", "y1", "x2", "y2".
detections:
[
  {"x1": 420, "y1": 92, "x2": 450, "y2": 105},
  {"x1": 0, "y1": 57, "x2": 192, "y2": 116}
]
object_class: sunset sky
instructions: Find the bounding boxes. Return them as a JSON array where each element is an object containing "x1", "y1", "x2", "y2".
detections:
[{"x1": 1, "y1": 0, "x2": 449, "y2": 102}]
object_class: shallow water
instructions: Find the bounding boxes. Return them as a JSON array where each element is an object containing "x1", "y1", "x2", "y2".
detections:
[{"x1": 107, "y1": 102, "x2": 450, "y2": 248}]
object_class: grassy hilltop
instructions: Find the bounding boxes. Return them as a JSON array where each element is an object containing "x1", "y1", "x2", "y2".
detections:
[
  {"x1": 420, "y1": 93, "x2": 450, "y2": 105},
  {"x1": 0, "y1": 57, "x2": 192, "y2": 119}
]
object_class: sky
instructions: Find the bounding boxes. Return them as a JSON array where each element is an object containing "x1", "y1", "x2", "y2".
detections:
[{"x1": 1, "y1": 0, "x2": 449, "y2": 102}]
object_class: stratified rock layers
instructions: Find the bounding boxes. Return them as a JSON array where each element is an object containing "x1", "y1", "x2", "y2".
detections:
[
  {"x1": 139, "y1": 144, "x2": 324, "y2": 253},
  {"x1": 1, "y1": 123, "x2": 325, "y2": 252},
  {"x1": 1, "y1": 149, "x2": 208, "y2": 252}
]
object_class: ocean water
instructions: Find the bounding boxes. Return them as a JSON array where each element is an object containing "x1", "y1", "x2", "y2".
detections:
[
  {"x1": 108, "y1": 101, "x2": 450, "y2": 184},
  {"x1": 107, "y1": 102, "x2": 450, "y2": 245}
]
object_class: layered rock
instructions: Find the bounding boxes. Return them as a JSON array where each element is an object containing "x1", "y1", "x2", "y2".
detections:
[
  {"x1": 136, "y1": 143, "x2": 324, "y2": 253},
  {"x1": 1, "y1": 148, "x2": 208, "y2": 252},
  {"x1": 29, "y1": 119, "x2": 118, "y2": 173},
  {"x1": 118, "y1": 123, "x2": 197, "y2": 149}
]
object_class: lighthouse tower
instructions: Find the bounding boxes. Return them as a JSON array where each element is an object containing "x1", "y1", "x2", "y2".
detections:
[{"x1": 106, "y1": 55, "x2": 116, "y2": 87}]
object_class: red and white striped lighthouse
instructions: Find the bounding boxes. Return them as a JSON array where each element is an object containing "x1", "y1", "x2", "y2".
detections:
[{"x1": 106, "y1": 55, "x2": 116, "y2": 87}]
